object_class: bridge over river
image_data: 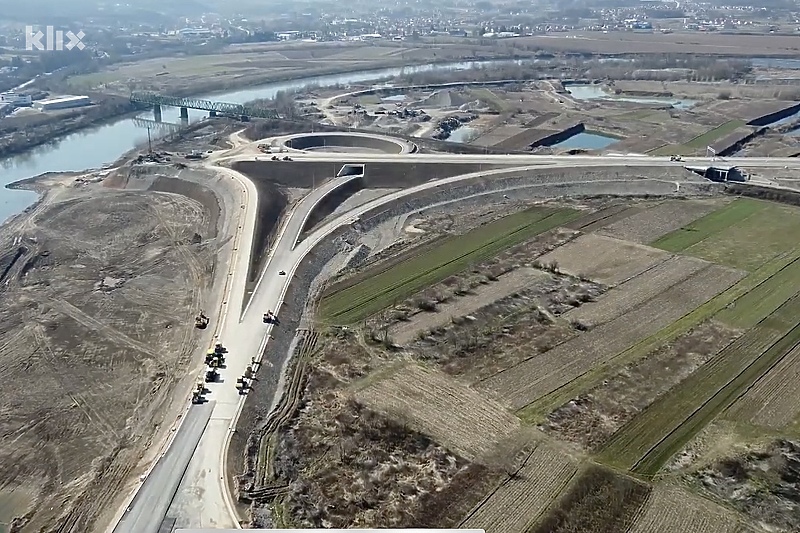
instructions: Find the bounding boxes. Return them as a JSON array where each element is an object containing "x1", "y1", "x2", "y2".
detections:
[{"x1": 130, "y1": 91, "x2": 280, "y2": 121}]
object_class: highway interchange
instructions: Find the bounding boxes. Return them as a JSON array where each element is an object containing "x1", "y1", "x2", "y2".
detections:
[{"x1": 109, "y1": 131, "x2": 800, "y2": 532}]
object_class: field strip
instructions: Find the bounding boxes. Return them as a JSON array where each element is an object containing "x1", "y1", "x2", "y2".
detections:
[
  {"x1": 598, "y1": 199, "x2": 724, "y2": 244},
  {"x1": 575, "y1": 205, "x2": 644, "y2": 233},
  {"x1": 599, "y1": 294, "x2": 800, "y2": 476},
  {"x1": 323, "y1": 235, "x2": 449, "y2": 296},
  {"x1": 529, "y1": 464, "x2": 651, "y2": 533},
  {"x1": 715, "y1": 252, "x2": 800, "y2": 329},
  {"x1": 459, "y1": 442, "x2": 577, "y2": 533},
  {"x1": 564, "y1": 204, "x2": 630, "y2": 231},
  {"x1": 321, "y1": 207, "x2": 580, "y2": 323},
  {"x1": 478, "y1": 264, "x2": 743, "y2": 411},
  {"x1": 724, "y1": 341, "x2": 800, "y2": 429},
  {"x1": 651, "y1": 198, "x2": 765, "y2": 253},
  {"x1": 536, "y1": 233, "x2": 670, "y2": 286},
  {"x1": 353, "y1": 364, "x2": 520, "y2": 461},
  {"x1": 389, "y1": 267, "x2": 548, "y2": 345},
  {"x1": 627, "y1": 485, "x2": 742, "y2": 533},
  {"x1": 525, "y1": 249, "x2": 800, "y2": 421},
  {"x1": 564, "y1": 255, "x2": 709, "y2": 327}
]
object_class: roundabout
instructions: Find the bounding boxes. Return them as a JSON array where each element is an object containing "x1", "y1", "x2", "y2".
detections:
[{"x1": 276, "y1": 131, "x2": 417, "y2": 154}]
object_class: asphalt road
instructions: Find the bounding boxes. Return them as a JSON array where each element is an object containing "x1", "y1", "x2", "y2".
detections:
[
  {"x1": 113, "y1": 131, "x2": 800, "y2": 532},
  {"x1": 112, "y1": 401, "x2": 214, "y2": 533}
]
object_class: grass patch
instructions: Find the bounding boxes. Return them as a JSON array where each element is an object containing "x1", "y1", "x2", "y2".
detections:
[
  {"x1": 320, "y1": 207, "x2": 580, "y2": 323},
  {"x1": 682, "y1": 202, "x2": 800, "y2": 271},
  {"x1": 528, "y1": 464, "x2": 650, "y2": 533},
  {"x1": 651, "y1": 198, "x2": 765, "y2": 252},
  {"x1": 598, "y1": 294, "x2": 800, "y2": 477},
  {"x1": 716, "y1": 253, "x2": 800, "y2": 329},
  {"x1": 518, "y1": 249, "x2": 800, "y2": 424},
  {"x1": 682, "y1": 119, "x2": 746, "y2": 149}
]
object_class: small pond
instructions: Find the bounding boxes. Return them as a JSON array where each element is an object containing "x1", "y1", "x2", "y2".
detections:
[
  {"x1": 566, "y1": 84, "x2": 696, "y2": 109},
  {"x1": 553, "y1": 131, "x2": 618, "y2": 150}
]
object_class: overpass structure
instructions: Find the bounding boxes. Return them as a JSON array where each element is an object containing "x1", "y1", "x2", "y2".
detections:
[
  {"x1": 109, "y1": 130, "x2": 800, "y2": 533},
  {"x1": 130, "y1": 91, "x2": 280, "y2": 120}
]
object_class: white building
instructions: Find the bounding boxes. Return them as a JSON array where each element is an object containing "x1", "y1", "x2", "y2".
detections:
[
  {"x1": 33, "y1": 95, "x2": 91, "y2": 111},
  {"x1": 0, "y1": 92, "x2": 32, "y2": 106}
]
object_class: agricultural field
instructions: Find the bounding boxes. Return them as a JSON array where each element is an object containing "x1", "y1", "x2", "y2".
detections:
[
  {"x1": 600, "y1": 294, "x2": 800, "y2": 476},
  {"x1": 479, "y1": 263, "x2": 744, "y2": 410},
  {"x1": 599, "y1": 199, "x2": 728, "y2": 245},
  {"x1": 320, "y1": 206, "x2": 580, "y2": 323},
  {"x1": 541, "y1": 320, "x2": 740, "y2": 451},
  {"x1": 459, "y1": 441, "x2": 577, "y2": 533},
  {"x1": 530, "y1": 465, "x2": 651, "y2": 533},
  {"x1": 627, "y1": 485, "x2": 743, "y2": 533},
  {"x1": 354, "y1": 364, "x2": 521, "y2": 460},
  {"x1": 536, "y1": 233, "x2": 670, "y2": 285},
  {"x1": 564, "y1": 255, "x2": 709, "y2": 327},
  {"x1": 280, "y1": 194, "x2": 800, "y2": 532}
]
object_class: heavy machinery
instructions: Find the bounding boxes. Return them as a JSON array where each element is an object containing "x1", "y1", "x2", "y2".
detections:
[
  {"x1": 195, "y1": 312, "x2": 209, "y2": 329},
  {"x1": 205, "y1": 366, "x2": 219, "y2": 383},
  {"x1": 192, "y1": 382, "x2": 205, "y2": 404}
]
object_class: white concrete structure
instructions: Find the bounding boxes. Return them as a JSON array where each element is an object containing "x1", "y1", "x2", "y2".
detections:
[{"x1": 33, "y1": 95, "x2": 91, "y2": 111}]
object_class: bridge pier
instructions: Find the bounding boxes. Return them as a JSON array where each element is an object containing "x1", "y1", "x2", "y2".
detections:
[
  {"x1": 153, "y1": 105, "x2": 162, "y2": 123},
  {"x1": 209, "y1": 110, "x2": 217, "y2": 117},
  {"x1": 180, "y1": 107, "x2": 189, "y2": 120}
]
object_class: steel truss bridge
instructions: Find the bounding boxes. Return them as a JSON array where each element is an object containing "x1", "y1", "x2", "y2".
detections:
[{"x1": 130, "y1": 91, "x2": 280, "y2": 119}]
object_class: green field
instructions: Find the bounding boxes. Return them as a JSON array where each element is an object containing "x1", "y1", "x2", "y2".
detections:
[
  {"x1": 320, "y1": 206, "x2": 580, "y2": 323},
  {"x1": 649, "y1": 120, "x2": 746, "y2": 155},
  {"x1": 683, "y1": 203, "x2": 800, "y2": 271},
  {"x1": 651, "y1": 199, "x2": 765, "y2": 252},
  {"x1": 598, "y1": 294, "x2": 800, "y2": 477},
  {"x1": 716, "y1": 252, "x2": 800, "y2": 329},
  {"x1": 682, "y1": 120, "x2": 746, "y2": 149}
]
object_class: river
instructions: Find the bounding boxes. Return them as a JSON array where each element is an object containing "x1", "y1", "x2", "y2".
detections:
[{"x1": 0, "y1": 59, "x2": 527, "y2": 224}]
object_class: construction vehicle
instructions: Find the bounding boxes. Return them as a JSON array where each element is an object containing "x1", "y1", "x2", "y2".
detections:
[
  {"x1": 205, "y1": 366, "x2": 219, "y2": 383},
  {"x1": 195, "y1": 312, "x2": 209, "y2": 329},
  {"x1": 192, "y1": 382, "x2": 205, "y2": 404}
]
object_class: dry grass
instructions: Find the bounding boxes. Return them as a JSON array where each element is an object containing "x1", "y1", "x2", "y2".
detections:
[
  {"x1": 724, "y1": 342, "x2": 800, "y2": 429},
  {"x1": 459, "y1": 441, "x2": 577, "y2": 533},
  {"x1": 354, "y1": 364, "x2": 520, "y2": 461},
  {"x1": 536, "y1": 234, "x2": 670, "y2": 286},
  {"x1": 564, "y1": 255, "x2": 709, "y2": 327},
  {"x1": 478, "y1": 264, "x2": 745, "y2": 410},
  {"x1": 599, "y1": 199, "x2": 728, "y2": 244},
  {"x1": 628, "y1": 485, "x2": 742, "y2": 533}
]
